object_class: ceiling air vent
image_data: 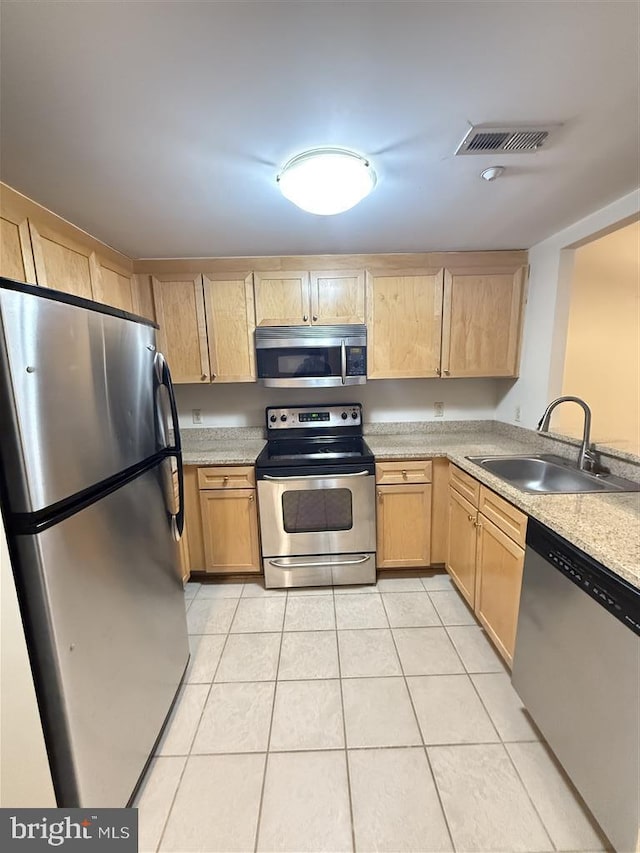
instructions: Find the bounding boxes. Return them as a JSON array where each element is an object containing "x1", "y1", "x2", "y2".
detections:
[{"x1": 456, "y1": 124, "x2": 556, "y2": 155}]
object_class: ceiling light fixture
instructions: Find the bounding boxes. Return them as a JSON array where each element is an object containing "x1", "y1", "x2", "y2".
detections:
[
  {"x1": 480, "y1": 166, "x2": 505, "y2": 181},
  {"x1": 277, "y1": 148, "x2": 376, "y2": 215}
]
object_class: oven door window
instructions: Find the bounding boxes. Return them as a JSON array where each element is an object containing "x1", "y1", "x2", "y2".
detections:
[{"x1": 281, "y1": 488, "x2": 353, "y2": 533}]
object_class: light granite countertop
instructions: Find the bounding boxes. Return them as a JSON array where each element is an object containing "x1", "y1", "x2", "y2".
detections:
[{"x1": 180, "y1": 424, "x2": 640, "y2": 590}]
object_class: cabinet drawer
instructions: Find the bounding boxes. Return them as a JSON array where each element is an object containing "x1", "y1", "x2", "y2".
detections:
[
  {"x1": 198, "y1": 466, "x2": 256, "y2": 490},
  {"x1": 449, "y1": 464, "x2": 480, "y2": 505},
  {"x1": 375, "y1": 460, "x2": 432, "y2": 485},
  {"x1": 479, "y1": 485, "x2": 527, "y2": 547}
]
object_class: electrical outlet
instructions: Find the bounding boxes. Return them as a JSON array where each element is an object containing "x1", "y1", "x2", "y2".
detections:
[
  {"x1": 515, "y1": 405, "x2": 521, "y2": 423},
  {"x1": 434, "y1": 402, "x2": 444, "y2": 418},
  {"x1": 192, "y1": 409, "x2": 202, "y2": 425}
]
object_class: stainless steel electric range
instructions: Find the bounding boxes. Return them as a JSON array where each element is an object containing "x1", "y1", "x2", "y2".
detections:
[{"x1": 255, "y1": 403, "x2": 376, "y2": 589}]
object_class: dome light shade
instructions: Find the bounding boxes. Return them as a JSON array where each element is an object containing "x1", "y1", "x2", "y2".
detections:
[{"x1": 277, "y1": 148, "x2": 376, "y2": 215}]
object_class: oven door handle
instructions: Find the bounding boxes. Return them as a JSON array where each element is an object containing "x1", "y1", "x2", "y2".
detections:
[
  {"x1": 268, "y1": 555, "x2": 372, "y2": 569},
  {"x1": 341, "y1": 339, "x2": 347, "y2": 385},
  {"x1": 262, "y1": 470, "x2": 371, "y2": 481}
]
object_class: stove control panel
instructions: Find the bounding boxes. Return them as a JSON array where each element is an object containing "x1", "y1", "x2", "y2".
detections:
[{"x1": 266, "y1": 404, "x2": 362, "y2": 430}]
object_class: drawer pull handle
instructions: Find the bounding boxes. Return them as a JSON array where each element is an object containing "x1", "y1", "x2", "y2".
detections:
[
  {"x1": 201, "y1": 373, "x2": 207, "y2": 381},
  {"x1": 402, "y1": 469, "x2": 407, "y2": 479},
  {"x1": 468, "y1": 514, "x2": 474, "y2": 522}
]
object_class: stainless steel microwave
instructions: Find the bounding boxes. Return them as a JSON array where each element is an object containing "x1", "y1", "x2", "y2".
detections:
[{"x1": 255, "y1": 324, "x2": 367, "y2": 388}]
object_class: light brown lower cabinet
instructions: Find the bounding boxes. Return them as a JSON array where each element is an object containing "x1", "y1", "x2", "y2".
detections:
[
  {"x1": 446, "y1": 486, "x2": 478, "y2": 606},
  {"x1": 475, "y1": 516, "x2": 524, "y2": 665},
  {"x1": 375, "y1": 461, "x2": 432, "y2": 569},
  {"x1": 446, "y1": 465, "x2": 526, "y2": 667},
  {"x1": 177, "y1": 519, "x2": 191, "y2": 583},
  {"x1": 198, "y1": 466, "x2": 261, "y2": 574}
]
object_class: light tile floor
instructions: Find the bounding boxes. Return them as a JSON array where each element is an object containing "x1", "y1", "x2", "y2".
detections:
[{"x1": 135, "y1": 572, "x2": 608, "y2": 853}]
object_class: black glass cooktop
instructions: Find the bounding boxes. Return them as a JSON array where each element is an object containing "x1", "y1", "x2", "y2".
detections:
[{"x1": 256, "y1": 437, "x2": 374, "y2": 468}]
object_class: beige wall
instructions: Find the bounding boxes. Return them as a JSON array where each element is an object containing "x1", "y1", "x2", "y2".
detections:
[
  {"x1": 556, "y1": 220, "x2": 640, "y2": 454},
  {"x1": 0, "y1": 522, "x2": 55, "y2": 806}
]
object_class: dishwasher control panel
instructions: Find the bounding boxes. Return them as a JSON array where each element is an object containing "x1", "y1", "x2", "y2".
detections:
[{"x1": 529, "y1": 520, "x2": 640, "y2": 636}]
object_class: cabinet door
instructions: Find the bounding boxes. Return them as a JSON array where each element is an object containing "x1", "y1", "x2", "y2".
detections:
[
  {"x1": 441, "y1": 266, "x2": 525, "y2": 377},
  {"x1": 446, "y1": 486, "x2": 478, "y2": 607},
  {"x1": 366, "y1": 269, "x2": 444, "y2": 378},
  {"x1": 203, "y1": 272, "x2": 256, "y2": 382},
  {"x1": 183, "y1": 466, "x2": 204, "y2": 572},
  {"x1": 310, "y1": 269, "x2": 365, "y2": 324},
  {"x1": 254, "y1": 271, "x2": 310, "y2": 326},
  {"x1": 91, "y1": 255, "x2": 135, "y2": 313},
  {"x1": 475, "y1": 515, "x2": 524, "y2": 667},
  {"x1": 29, "y1": 222, "x2": 98, "y2": 300},
  {"x1": 199, "y1": 489, "x2": 261, "y2": 573},
  {"x1": 172, "y1": 468, "x2": 190, "y2": 582},
  {"x1": 0, "y1": 204, "x2": 36, "y2": 283},
  {"x1": 376, "y1": 483, "x2": 432, "y2": 569},
  {"x1": 131, "y1": 274, "x2": 156, "y2": 322},
  {"x1": 152, "y1": 274, "x2": 210, "y2": 384}
]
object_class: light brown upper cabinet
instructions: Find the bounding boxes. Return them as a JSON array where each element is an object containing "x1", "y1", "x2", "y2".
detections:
[
  {"x1": 0, "y1": 198, "x2": 36, "y2": 284},
  {"x1": 151, "y1": 272, "x2": 257, "y2": 384},
  {"x1": 203, "y1": 272, "x2": 256, "y2": 383},
  {"x1": 254, "y1": 269, "x2": 366, "y2": 326},
  {"x1": 91, "y1": 255, "x2": 136, "y2": 314},
  {"x1": 366, "y1": 268, "x2": 444, "y2": 379},
  {"x1": 93, "y1": 263, "x2": 155, "y2": 321},
  {"x1": 29, "y1": 222, "x2": 98, "y2": 300},
  {"x1": 152, "y1": 273, "x2": 210, "y2": 384},
  {"x1": 253, "y1": 270, "x2": 310, "y2": 326},
  {"x1": 310, "y1": 270, "x2": 365, "y2": 324},
  {"x1": 441, "y1": 265, "x2": 526, "y2": 378}
]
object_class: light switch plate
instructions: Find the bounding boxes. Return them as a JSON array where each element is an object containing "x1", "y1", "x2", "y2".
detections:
[
  {"x1": 434, "y1": 402, "x2": 444, "y2": 418},
  {"x1": 192, "y1": 409, "x2": 202, "y2": 424}
]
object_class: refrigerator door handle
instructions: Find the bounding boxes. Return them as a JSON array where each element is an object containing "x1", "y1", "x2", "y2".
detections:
[
  {"x1": 171, "y1": 451, "x2": 185, "y2": 540},
  {"x1": 155, "y1": 352, "x2": 182, "y2": 452}
]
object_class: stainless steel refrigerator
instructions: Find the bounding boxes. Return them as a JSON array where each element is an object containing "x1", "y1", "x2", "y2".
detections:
[{"x1": 0, "y1": 277, "x2": 189, "y2": 807}]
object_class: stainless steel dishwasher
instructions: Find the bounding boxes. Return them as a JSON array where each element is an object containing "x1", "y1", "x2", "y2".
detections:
[{"x1": 512, "y1": 519, "x2": 639, "y2": 853}]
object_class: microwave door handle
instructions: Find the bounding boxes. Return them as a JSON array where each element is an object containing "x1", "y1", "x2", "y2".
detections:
[
  {"x1": 341, "y1": 339, "x2": 346, "y2": 385},
  {"x1": 262, "y1": 470, "x2": 371, "y2": 481}
]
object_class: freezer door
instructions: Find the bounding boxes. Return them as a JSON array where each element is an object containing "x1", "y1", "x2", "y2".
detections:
[
  {"x1": 13, "y1": 461, "x2": 189, "y2": 807},
  {"x1": 0, "y1": 287, "x2": 167, "y2": 514}
]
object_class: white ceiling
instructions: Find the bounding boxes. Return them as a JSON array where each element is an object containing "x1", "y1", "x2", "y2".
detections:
[{"x1": 1, "y1": 1, "x2": 638, "y2": 258}]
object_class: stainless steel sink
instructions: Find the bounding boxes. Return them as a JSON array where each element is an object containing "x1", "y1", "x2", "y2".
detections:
[{"x1": 466, "y1": 454, "x2": 640, "y2": 494}]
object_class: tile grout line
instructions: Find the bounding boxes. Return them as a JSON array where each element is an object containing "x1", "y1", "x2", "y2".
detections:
[
  {"x1": 380, "y1": 590, "x2": 457, "y2": 853},
  {"x1": 332, "y1": 586, "x2": 357, "y2": 853},
  {"x1": 184, "y1": 739, "x2": 542, "y2": 757},
  {"x1": 430, "y1": 589, "x2": 557, "y2": 852},
  {"x1": 499, "y1": 741, "x2": 559, "y2": 852},
  {"x1": 153, "y1": 592, "x2": 244, "y2": 853},
  {"x1": 252, "y1": 590, "x2": 288, "y2": 853}
]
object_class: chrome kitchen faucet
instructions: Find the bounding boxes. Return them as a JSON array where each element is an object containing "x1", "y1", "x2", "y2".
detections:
[{"x1": 537, "y1": 396, "x2": 596, "y2": 471}]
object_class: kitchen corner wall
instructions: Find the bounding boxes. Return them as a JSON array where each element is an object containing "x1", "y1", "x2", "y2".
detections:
[
  {"x1": 496, "y1": 188, "x2": 640, "y2": 430},
  {"x1": 175, "y1": 378, "x2": 500, "y2": 428}
]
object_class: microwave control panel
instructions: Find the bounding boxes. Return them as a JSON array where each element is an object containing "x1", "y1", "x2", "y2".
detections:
[
  {"x1": 346, "y1": 346, "x2": 366, "y2": 376},
  {"x1": 266, "y1": 404, "x2": 362, "y2": 431}
]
